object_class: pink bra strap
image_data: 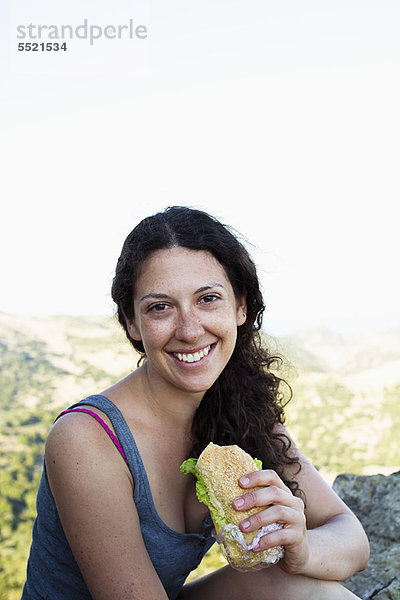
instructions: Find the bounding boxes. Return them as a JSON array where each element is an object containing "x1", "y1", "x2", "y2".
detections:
[{"x1": 56, "y1": 408, "x2": 129, "y2": 466}]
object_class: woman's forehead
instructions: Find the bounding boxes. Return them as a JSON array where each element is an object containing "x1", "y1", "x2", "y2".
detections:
[{"x1": 135, "y1": 247, "x2": 231, "y2": 290}]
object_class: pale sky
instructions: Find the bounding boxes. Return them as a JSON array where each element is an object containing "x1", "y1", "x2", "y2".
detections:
[{"x1": 1, "y1": 0, "x2": 399, "y2": 336}]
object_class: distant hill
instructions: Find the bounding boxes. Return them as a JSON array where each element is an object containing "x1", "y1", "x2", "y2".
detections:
[
  {"x1": 263, "y1": 325, "x2": 400, "y2": 480},
  {"x1": 278, "y1": 325, "x2": 400, "y2": 384},
  {"x1": 0, "y1": 312, "x2": 138, "y2": 412},
  {"x1": 1, "y1": 311, "x2": 398, "y2": 468},
  {"x1": 2, "y1": 311, "x2": 399, "y2": 389},
  {"x1": 1, "y1": 312, "x2": 399, "y2": 599}
]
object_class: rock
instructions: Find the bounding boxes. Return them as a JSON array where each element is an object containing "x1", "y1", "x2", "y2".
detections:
[
  {"x1": 373, "y1": 578, "x2": 400, "y2": 599},
  {"x1": 333, "y1": 471, "x2": 400, "y2": 600}
]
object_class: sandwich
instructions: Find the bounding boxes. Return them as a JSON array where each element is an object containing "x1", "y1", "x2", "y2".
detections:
[{"x1": 180, "y1": 442, "x2": 284, "y2": 571}]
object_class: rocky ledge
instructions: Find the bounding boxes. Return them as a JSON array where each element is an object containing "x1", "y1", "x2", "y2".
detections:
[{"x1": 333, "y1": 471, "x2": 400, "y2": 599}]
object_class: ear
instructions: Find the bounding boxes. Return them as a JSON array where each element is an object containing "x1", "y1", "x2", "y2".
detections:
[
  {"x1": 236, "y1": 298, "x2": 247, "y2": 326},
  {"x1": 126, "y1": 318, "x2": 142, "y2": 341}
]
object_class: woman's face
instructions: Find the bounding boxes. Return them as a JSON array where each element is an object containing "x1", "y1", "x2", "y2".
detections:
[{"x1": 127, "y1": 247, "x2": 246, "y2": 397}]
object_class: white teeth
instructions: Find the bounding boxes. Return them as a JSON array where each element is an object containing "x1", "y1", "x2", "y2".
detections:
[{"x1": 174, "y1": 345, "x2": 211, "y2": 363}]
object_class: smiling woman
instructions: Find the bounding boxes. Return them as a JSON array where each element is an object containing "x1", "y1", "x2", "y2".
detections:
[{"x1": 21, "y1": 206, "x2": 369, "y2": 600}]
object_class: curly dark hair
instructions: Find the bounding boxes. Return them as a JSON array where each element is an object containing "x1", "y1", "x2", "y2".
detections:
[{"x1": 111, "y1": 206, "x2": 302, "y2": 496}]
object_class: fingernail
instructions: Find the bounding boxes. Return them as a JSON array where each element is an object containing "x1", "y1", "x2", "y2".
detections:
[
  {"x1": 234, "y1": 497, "x2": 244, "y2": 508},
  {"x1": 242, "y1": 520, "x2": 250, "y2": 530},
  {"x1": 240, "y1": 477, "x2": 250, "y2": 486}
]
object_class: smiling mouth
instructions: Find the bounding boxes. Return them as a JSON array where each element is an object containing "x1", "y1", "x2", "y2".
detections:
[{"x1": 172, "y1": 344, "x2": 212, "y2": 363}]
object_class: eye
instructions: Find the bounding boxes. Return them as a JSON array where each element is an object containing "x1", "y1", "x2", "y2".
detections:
[
  {"x1": 148, "y1": 303, "x2": 169, "y2": 313},
  {"x1": 199, "y1": 293, "x2": 220, "y2": 305}
]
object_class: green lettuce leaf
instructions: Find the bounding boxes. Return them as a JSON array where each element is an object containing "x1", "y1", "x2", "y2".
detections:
[
  {"x1": 180, "y1": 458, "x2": 227, "y2": 528},
  {"x1": 180, "y1": 455, "x2": 263, "y2": 529},
  {"x1": 180, "y1": 458, "x2": 198, "y2": 476},
  {"x1": 254, "y1": 458, "x2": 262, "y2": 470}
]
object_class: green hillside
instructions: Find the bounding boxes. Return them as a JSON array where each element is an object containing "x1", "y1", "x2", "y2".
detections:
[{"x1": 0, "y1": 313, "x2": 399, "y2": 598}]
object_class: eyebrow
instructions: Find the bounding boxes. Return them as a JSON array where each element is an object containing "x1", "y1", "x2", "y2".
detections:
[{"x1": 139, "y1": 283, "x2": 225, "y2": 304}]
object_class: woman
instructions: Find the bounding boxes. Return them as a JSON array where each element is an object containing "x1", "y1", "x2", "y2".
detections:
[{"x1": 22, "y1": 206, "x2": 369, "y2": 599}]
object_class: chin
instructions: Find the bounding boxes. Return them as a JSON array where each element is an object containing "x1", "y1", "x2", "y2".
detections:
[{"x1": 174, "y1": 376, "x2": 216, "y2": 396}]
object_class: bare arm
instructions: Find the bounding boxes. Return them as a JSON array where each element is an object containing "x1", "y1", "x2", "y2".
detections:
[
  {"x1": 45, "y1": 412, "x2": 169, "y2": 600},
  {"x1": 287, "y1": 446, "x2": 370, "y2": 580},
  {"x1": 233, "y1": 426, "x2": 370, "y2": 581}
]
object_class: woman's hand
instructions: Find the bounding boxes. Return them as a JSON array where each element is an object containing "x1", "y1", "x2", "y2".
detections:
[{"x1": 233, "y1": 469, "x2": 309, "y2": 575}]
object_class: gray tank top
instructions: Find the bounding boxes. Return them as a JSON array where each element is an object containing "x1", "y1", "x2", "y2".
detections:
[{"x1": 21, "y1": 395, "x2": 215, "y2": 600}]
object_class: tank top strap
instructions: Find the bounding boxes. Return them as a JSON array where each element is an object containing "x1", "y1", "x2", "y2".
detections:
[{"x1": 63, "y1": 394, "x2": 148, "y2": 503}]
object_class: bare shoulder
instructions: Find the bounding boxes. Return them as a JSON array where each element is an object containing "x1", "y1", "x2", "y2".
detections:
[
  {"x1": 46, "y1": 407, "x2": 130, "y2": 483},
  {"x1": 45, "y1": 410, "x2": 167, "y2": 599},
  {"x1": 48, "y1": 404, "x2": 116, "y2": 442}
]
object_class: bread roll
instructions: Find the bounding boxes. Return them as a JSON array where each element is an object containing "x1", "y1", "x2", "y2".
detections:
[{"x1": 181, "y1": 442, "x2": 284, "y2": 570}]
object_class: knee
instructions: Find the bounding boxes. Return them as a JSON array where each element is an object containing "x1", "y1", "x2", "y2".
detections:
[{"x1": 227, "y1": 565, "x2": 359, "y2": 600}]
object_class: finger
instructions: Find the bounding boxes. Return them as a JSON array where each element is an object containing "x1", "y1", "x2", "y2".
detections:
[
  {"x1": 239, "y1": 469, "x2": 291, "y2": 494},
  {"x1": 233, "y1": 484, "x2": 299, "y2": 512},
  {"x1": 252, "y1": 526, "x2": 297, "y2": 552},
  {"x1": 239, "y1": 505, "x2": 302, "y2": 534}
]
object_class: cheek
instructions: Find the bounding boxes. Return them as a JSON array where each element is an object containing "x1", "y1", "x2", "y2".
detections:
[
  {"x1": 140, "y1": 319, "x2": 172, "y2": 348},
  {"x1": 219, "y1": 318, "x2": 238, "y2": 347}
]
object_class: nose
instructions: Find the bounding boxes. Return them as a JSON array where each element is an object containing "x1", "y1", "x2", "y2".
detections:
[{"x1": 174, "y1": 308, "x2": 205, "y2": 343}]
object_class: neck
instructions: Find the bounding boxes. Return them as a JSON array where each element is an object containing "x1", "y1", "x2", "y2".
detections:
[{"x1": 132, "y1": 363, "x2": 204, "y2": 435}]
